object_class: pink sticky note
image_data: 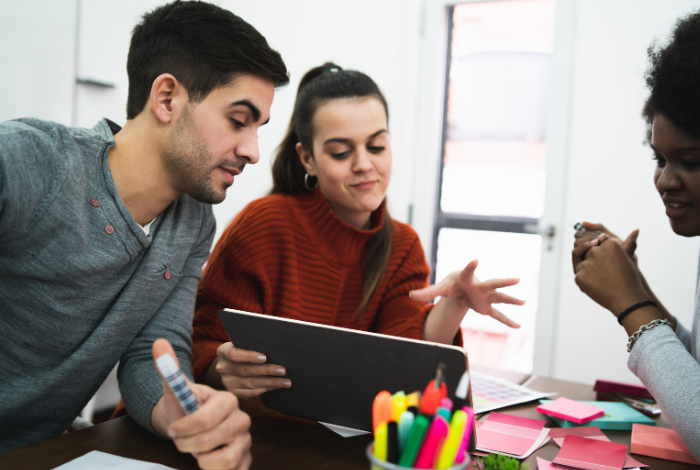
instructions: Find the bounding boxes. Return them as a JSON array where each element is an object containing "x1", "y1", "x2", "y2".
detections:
[
  {"x1": 554, "y1": 435, "x2": 628, "y2": 470},
  {"x1": 536, "y1": 458, "x2": 568, "y2": 470},
  {"x1": 549, "y1": 426, "x2": 607, "y2": 440},
  {"x1": 631, "y1": 423, "x2": 700, "y2": 465},
  {"x1": 537, "y1": 397, "x2": 605, "y2": 424},
  {"x1": 476, "y1": 412, "x2": 546, "y2": 456},
  {"x1": 549, "y1": 427, "x2": 647, "y2": 468}
]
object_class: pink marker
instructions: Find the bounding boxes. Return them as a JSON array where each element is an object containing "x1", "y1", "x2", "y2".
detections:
[
  {"x1": 440, "y1": 397, "x2": 453, "y2": 411},
  {"x1": 414, "y1": 415, "x2": 449, "y2": 469},
  {"x1": 453, "y1": 407, "x2": 475, "y2": 464}
]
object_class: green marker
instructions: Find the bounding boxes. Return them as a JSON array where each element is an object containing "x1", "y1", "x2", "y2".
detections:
[{"x1": 398, "y1": 414, "x2": 430, "y2": 467}]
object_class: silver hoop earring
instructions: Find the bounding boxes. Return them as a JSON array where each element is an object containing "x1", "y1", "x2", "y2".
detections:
[{"x1": 304, "y1": 173, "x2": 318, "y2": 190}]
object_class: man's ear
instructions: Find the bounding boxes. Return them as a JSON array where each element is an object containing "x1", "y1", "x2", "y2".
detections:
[
  {"x1": 149, "y1": 73, "x2": 186, "y2": 124},
  {"x1": 296, "y1": 142, "x2": 317, "y2": 176}
]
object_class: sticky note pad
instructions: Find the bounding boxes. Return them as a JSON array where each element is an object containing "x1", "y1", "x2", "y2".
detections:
[
  {"x1": 537, "y1": 397, "x2": 605, "y2": 424},
  {"x1": 553, "y1": 435, "x2": 627, "y2": 470},
  {"x1": 631, "y1": 423, "x2": 700, "y2": 465},
  {"x1": 538, "y1": 400, "x2": 654, "y2": 430}
]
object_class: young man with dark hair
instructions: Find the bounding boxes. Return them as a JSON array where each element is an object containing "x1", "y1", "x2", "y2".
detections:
[{"x1": 0, "y1": 1, "x2": 288, "y2": 467}]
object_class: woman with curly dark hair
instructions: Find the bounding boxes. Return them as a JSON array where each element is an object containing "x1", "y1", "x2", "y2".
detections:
[{"x1": 572, "y1": 11, "x2": 700, "y2": 457}]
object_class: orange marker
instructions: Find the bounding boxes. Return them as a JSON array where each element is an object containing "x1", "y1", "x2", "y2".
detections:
[
  {"x1": 420, "y1": 362, "x2": 447, "y2": 416},
  {"x1": 373, "y1": 390, "x2": 393, "y2": 431}
]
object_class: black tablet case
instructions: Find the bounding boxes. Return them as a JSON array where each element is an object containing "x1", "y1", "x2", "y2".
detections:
[{"x1": 219, "y1": 308, "x2": 474, "y2": 449}]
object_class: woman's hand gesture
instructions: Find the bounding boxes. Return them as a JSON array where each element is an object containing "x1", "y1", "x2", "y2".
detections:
[{"x1": 410, "y1": 260, "x2": 525, "y2": 328}]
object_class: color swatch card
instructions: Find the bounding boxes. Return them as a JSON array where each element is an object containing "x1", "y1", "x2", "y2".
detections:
[
  {"x1": 471, "y1": 371, "x2": 555, "y2": 414},
  {"x1": 631, "y1": 423, "x2": 700, "y2": 465},
  {"x1": 553, "y1": 435, "x2": 628, "y2": 470},
  {"x1": 475, "y1": 412, "x2": 550, "y2": 459},
  {"x1": 538, "y1": 400, "x2": 655, "y2": 430},
  {"x1": 538, "y1": 397, "x2": 605, "y2": 424},
  {"x1": 537, "y1": 458, "x2": 640, "y2": 470},
  {"x1": 549, "y1": 427, "x2": 647, "y2": 468}
]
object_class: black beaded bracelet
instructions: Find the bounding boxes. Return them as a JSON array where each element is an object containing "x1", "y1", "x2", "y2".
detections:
[{"x1": 617, "y1": 300, "x2": 658, "y2": 325}]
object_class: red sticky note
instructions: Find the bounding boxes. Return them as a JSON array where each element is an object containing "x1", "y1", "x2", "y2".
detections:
[
  {"x1": 537, "y1": 397, "x2": 605, "y2": 424},
  {"x1": 553, "y1": 434, "x2": 627, "y2": 470},
  {"x1": 631, "y1": 423, "x2": 700, "y2": 465}
]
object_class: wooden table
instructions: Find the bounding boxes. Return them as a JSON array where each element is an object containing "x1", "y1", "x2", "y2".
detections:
[{"x1": 1, "y1": 368, "x2": 696, "y2": 470}]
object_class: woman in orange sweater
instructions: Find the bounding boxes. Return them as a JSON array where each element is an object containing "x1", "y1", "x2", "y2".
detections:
[{"x1": 192, "y1": 64, "x2": 524, "y2": 398}]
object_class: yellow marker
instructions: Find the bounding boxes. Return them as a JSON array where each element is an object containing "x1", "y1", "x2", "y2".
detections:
[
  {"x1": 406, "y1": 391, "x2": 421, "y2": 409},
  {"x1": 392, "y1": 391, "x2": 406, "y2": 421},
  {"x1": 374, "y1": 422, "x2": 388, "y2": 462},
  {"x1": 436, "y1": 410, "x2": 467, "y2": 469}
]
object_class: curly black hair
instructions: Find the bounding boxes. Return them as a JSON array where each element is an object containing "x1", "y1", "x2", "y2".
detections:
[{"x1": 643, "y1": 10, "x2": 700, "y2": 143}]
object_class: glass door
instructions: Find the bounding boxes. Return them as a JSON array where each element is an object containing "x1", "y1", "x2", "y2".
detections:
[{"x1": 432, "y1": 0, "x2": 557, "y2": 373}]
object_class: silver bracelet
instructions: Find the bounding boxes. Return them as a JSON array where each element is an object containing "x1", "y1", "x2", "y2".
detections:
[{"x1": 627, "y1": 319, "x2": 672, "y2": 353}]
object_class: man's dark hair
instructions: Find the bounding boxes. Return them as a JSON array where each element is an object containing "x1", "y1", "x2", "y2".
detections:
[
  {"x1": 643, "y1": 10, "x2": 700, "y2": 142},
  {"x1": 126, "y1": 0, "x2": 289, "y2": 119}
]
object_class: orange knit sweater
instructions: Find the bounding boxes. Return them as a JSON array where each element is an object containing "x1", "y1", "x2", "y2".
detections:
[{"x1": 192, "y1": 189, "x2": 452, "y2": 381}]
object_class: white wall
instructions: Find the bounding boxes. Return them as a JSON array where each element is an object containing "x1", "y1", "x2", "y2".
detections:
[
  {"x1": 551, "y1": 0, "x2": 700, "y2": 385},
  {"x1": 0, "y1": 0, "x2": 76, "y2": 124}
]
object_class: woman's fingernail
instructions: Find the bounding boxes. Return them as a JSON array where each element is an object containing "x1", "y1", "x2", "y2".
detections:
[
  {"x1": 168, "y1": 428, "x2": 177, "y2": 439},
  {"x1": 257, "y1": 355, "x2": 266, "y2": 363},
  {"x1": 408, "y1": 291, "x2": 413, "y2": 298},
  {"x1": 282, "y1": 380, "x2": 291, "y2": 387},
  {"x1": 276, "y1": 368, "x2": 285, "y2": 375},
  {"x1": 590, "y1": 239, "x2": 598, "y2": 245}
]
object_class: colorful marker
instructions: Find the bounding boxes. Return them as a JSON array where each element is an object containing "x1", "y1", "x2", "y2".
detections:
[
  {"x1": 373, "y1": 391, "x2": 393, "y2": 431},
  {"x1": 397, "y1": 410, "x2": 415, "y2": 452},
  {"x1": 155, "y1": 354, "x2": 199, "y2": 414},
  {"x1": 392, "y1": 391, "x2": 407, "y2": 421},
  {"x1": 374, "y1": 422, "x2": 388, "y2": 461},
  {"x1": 436, "y1": 410, "x2": 466, "y2": 469},
  {"x1": 453, "y1": 407, "x2": 475, "y2": 465},
  {"x1": 420, "y1": 362, "x2": 447, "y2": 416},
  {"x1": 387, "y1": 421, "x2": 400, "y2": 463},
  {"x1": 406, "y1": 391, "x2": 421, "y2": 409},
  {"x1": 414, "y1": 415, "x2": 449, "y2": 469},
  {"x1": 398, "y1": 414, "x2": 430, "y2": 467}
]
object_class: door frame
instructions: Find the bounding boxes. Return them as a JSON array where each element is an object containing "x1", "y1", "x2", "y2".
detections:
[{"x1": 410, "y1": 0, "x2": 577, "y2": 376}]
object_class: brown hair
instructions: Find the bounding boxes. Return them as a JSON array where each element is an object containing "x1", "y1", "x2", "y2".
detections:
[{"x1": 270, "y1": 63, "x2": 393, "y2": 318}]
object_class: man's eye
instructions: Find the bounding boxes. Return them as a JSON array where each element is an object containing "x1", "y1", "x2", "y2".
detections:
[{"x1": 230, "y1": 119, "x2": 245, "y2": 129}]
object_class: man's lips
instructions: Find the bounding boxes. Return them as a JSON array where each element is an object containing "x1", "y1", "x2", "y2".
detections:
[{"x1": 218, "y1": 166, "x2": 241, "y2": 184}]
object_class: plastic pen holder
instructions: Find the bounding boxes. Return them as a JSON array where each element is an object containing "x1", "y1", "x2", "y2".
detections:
[{"x1": 366, "y1": 443, "x2": 470, "y2": 470}]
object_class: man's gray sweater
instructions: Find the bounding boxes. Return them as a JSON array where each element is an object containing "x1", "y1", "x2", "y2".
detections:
[{"x1": 0, "y1": 118, "x2": 215, "y2": 453}]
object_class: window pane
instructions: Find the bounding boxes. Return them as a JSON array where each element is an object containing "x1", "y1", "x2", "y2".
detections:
[
  {"x1": 434, "y1": 228, "x2": 541, "y2": 373},
  {"x1": 441, "y1": 0, "x2": 556, "y2": 218}
]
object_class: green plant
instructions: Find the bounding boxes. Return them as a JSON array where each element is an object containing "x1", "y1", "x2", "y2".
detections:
[{"x1": 471, "y1": 454, "x2": 530, "y2": 470}]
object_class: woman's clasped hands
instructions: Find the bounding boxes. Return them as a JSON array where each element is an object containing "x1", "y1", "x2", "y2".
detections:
[{"x1": 571, "y1": 222, "x2": 651, "y2": 315}]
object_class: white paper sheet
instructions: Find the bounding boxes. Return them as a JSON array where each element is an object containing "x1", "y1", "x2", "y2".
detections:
[
  {"x1": 318, "y1": 421, "x2": 371, "y2": 437},
  {"x1": 52, "y1": 451, "x2": 177, "y2": 470}
]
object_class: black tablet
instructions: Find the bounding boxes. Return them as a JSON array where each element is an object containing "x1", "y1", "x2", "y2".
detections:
[{"x1": 218, "y1": 309, "x2": 473, "y2": 437}]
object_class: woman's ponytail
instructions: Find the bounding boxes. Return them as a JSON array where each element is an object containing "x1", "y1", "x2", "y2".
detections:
[{"x1": 270, "y1": 63, "x2": 343, "y2": 195}]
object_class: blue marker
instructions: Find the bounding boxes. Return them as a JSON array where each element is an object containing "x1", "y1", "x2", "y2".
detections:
[{"x1": 156, "y1": 354, "x2": 199, "y2": 414}]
